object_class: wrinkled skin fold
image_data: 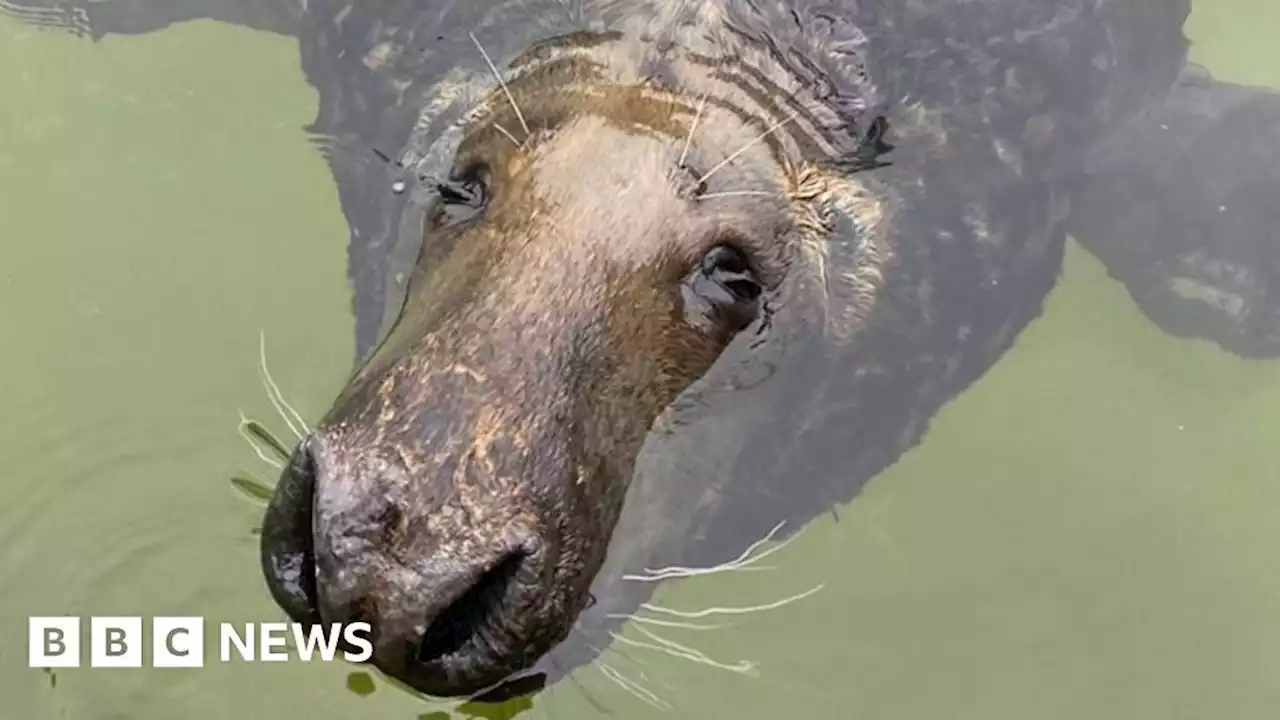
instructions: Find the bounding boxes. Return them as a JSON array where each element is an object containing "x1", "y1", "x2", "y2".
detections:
[{"x1": 6, "y1": 0, "x2": 1280, "y2": 704}]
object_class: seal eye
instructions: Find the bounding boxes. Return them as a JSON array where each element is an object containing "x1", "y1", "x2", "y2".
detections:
[
  {"x1": 681, "y1": 244, "x2": 764, "y2": 332},
  {"x1": 430, "y1": 163, "x2": 490, "y2": 230}
]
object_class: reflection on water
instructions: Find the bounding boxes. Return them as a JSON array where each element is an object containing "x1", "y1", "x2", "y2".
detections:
[{"x1": 1, "y1": 1, "x2": 1280, "y2": 719}]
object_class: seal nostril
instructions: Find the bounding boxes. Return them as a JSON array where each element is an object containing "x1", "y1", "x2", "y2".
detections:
[
  {"x1": 416, "y1": 550, "x2": 527, "y2": 664},
  {"x1": 725, "y1": 277, "x2": 763, "y2": 301},
  {"x1": 259, "y1": 434, "x2": 323, "y2": 624}
]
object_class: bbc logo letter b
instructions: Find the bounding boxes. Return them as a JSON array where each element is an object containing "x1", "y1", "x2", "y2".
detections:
[
  {"x1": 29, "y1": 617, "x2": 80, "y2": 668},
  {"x1": 91, "y1": 617, "x2": 143, "y2": 668}
]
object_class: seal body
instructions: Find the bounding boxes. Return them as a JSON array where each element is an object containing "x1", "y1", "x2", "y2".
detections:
[{"x1": 256, "y1": 0, "x2": 1207, "y2": 698}]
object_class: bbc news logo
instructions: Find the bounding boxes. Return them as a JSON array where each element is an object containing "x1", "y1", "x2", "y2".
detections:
[{"x1": 28, "y1": 617, "x2": 372, "y2": 668}]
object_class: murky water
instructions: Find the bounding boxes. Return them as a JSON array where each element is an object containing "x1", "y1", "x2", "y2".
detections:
[{"x1": 2, "y1": 2, "x2": 1279, "y2": 719}]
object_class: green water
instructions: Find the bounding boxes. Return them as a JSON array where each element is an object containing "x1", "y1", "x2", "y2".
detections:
[{"x1": 1, "y1": 3, "x2": 1279, "y2": 719}]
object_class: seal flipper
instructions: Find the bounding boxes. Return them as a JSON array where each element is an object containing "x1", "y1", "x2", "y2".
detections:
[
  {"x1": 0, "y1": 0, "x2": 302, "y2": 39},
  {"x1": 1066, "y1": 66, "x2": 1280, "y2": 358}
]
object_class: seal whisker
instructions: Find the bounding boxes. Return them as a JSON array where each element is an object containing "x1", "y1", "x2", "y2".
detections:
[
  {"x1": 625, "y1": 566, "x2": 775, "y2": 582},
  {"x1": 605, "y1": 613, "x2": 733, "y2": 631},
  {"x1": 257, "y1": 331, "x2": 309, "y2": 440},
  {"x1": 640, "y1": 582, "x2": 825, "y2": 620},
  {"x1": 555, "y1": 652, "x2": 613, "y2": 715},
  {"x1": 598, "y1": 662, "x2": 672, "y2": 710},
  {"x1": 236, "y1": 411, "x2": 284, "y2": 469},
  {"x1": 610, "y1": 627, "x2": 757, "y2": 676},
  {"x1": 0, "y1": 1, "x2": 63, "y2": 20},
  {"x1": 676, "y1": 93, "x2": 708, "y2": 170},
  {"x1": 601, "y1": 643, "x2": 683, "y2": 699},
  {"x1": 624, "y1": 520, "x2": 789, "y2": 581},
  {"x1": 491, "y1": 122, "x2": 523, "y2": 148},
  {"x1": 468, "y1": 31, "x2": 532, "y2": 142},
  {"x1": 696, "y1": 110, "x2": 800, "y2": 187},
  {"x1": 698, "y1": 191, "x2": 773, "y2": 199},
  {"x1": 601, "y1": 642, "x2": 670, "y2": 685},
  {"x1": 0, "y1": 0, "x2": 90, "y2": 34}
]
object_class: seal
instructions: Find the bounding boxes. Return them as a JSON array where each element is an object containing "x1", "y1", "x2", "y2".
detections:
[{"x1": 8, "y1": 0, "x2": 1279, "y2": 704}]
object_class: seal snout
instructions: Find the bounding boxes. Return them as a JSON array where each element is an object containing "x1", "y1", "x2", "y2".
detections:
[
  {"x1": 315, "y1": 529, "x2": 544, "y2": 688},
  {"x1": 262, "y1": 430, "x2": 558, "y2": 696}
]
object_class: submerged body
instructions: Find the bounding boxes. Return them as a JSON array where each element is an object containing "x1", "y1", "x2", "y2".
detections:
[{"x1": 7, "y1": 0, "x2": 1279, "y2": 704}]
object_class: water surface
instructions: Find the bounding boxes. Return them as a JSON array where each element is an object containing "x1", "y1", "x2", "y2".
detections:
[{"x1": 2, "y1": 2, "x2": 1280, "y2": 718}]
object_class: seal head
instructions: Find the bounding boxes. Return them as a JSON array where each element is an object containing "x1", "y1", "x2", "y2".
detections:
[{"x1": 257, "y1": 30, "x2": 883, "y2": 696}]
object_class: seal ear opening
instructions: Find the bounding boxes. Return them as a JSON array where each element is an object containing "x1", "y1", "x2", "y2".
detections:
[
  {"x1": 788, "y1": 163, "x2": 895, "y2": 344},
  {"x1": 259, "y1": 437, "x2": 322, "y2": 625}
]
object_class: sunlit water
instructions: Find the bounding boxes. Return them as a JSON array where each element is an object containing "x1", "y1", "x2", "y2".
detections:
[{"x1": 2, "y1": 2, "x2": 1280, "y2": 719}]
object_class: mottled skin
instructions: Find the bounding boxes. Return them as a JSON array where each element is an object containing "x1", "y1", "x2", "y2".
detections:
[{"x1": 7, "y1": 0, "x2": 1279, "y2": 703}]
